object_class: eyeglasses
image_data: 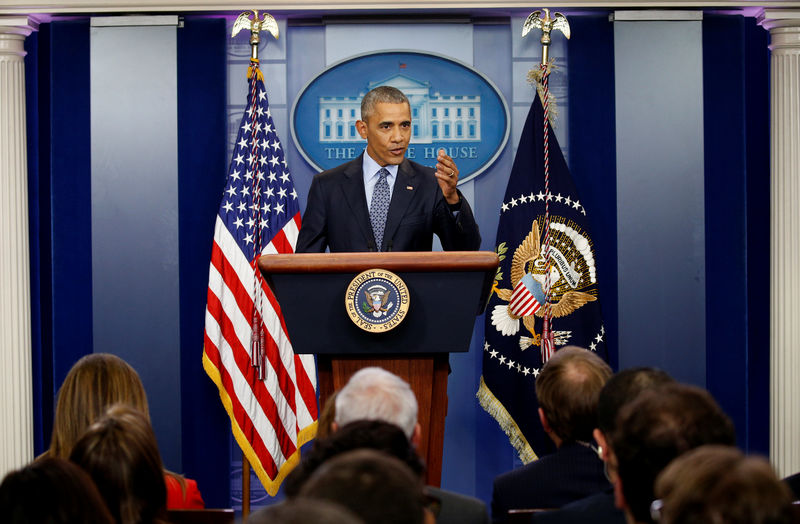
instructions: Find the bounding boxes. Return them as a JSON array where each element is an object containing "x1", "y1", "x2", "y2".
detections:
[{"x1": 650, "y1": 499, "x2": 663, "y2": 522}]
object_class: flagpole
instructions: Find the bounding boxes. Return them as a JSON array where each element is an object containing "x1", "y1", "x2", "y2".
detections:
[
  {"x1": 522, "y1": 8, "x2": 570, "y2": 363},
  {"x1": 242, "y1": 452, "x2": 251, "y2": 519},
  {"x1": 231, "y1": 10, "x2": 281, "y2": 518}
]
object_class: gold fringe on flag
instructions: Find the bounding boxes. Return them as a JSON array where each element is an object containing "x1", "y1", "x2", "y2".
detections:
[{"x1": 477, "y1": 376, "x2": 538, "y2": 464}]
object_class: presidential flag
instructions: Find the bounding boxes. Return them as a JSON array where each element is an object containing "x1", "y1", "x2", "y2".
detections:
[
  {"x1": 203, "y1": 68, "x2": 318, "y2": 494},
  {"x1": 478, "y1": 90, "x2": 608, "y2": 462}
]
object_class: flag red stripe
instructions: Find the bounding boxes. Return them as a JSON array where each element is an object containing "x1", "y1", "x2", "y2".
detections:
[
  {"x1": 515, "y1": 296, "x2": 541, "y2": 316},
  {"x1": 211, "y1": 242, "x2": 298, "y2": 411},
  {"x1": 202, "y1": 334, "x2": 280, "y2": 478},
  {"x1": 511, "y1": 293, "x2": 534, "y2": 311},
  {"x1": 207, "y1": 289, "x2": 298, "y2": 460},
  {"x1": 293, "y1": 354, "x2": 318, "y2": 419},
  {"x1": 511, "y1": 289, "x2": 535, "y2": 313},
  {"x1": 269, "y1": 225, "x2": 292, "y2": 255}
]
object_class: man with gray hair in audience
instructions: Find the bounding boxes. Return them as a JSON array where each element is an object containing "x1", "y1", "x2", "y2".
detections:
[
  {"x1": 334, "y1": 366, "x2": 420, "y2": 443},
  {"x1": 334, "y1": 366, "x2": 489, "y2": 524}
]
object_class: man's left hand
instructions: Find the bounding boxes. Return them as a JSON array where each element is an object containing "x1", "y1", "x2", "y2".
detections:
[{"x1": 435, "y1": 149, "x2": 460, "y2": 205}]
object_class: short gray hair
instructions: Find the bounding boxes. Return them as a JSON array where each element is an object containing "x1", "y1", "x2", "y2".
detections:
[
  {"x1": 334, "y1": 367, "x2": 417, "y2": 438},
  {"x1": 360, "y1": 86, "x2": 409, "y2": 121}
]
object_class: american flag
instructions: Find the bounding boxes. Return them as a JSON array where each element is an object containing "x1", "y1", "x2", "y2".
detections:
[{"x1": 202, "y1": 70, "x2": 318, "y2": 495}]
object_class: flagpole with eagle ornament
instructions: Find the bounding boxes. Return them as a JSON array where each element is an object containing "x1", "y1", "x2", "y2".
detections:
[
  {"x1": 230, "y1": 10, "x2": 279, "y2": 519},
  {"x1": 522, "y1": 8, "x2": 570, "y2": 363}
]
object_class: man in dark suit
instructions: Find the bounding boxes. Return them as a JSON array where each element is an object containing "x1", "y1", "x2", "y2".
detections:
[
  {"x1": 533, "y1": 367, "x2": 674, "y2": 524},
  {"x1": 296, "y1": 85, "x2": 480, "y2": 253},
  {"x1": 491, "y1": 347, "x2": 612, "y2": 523},
  {"x1": 607, "y1": 383, "x2": 736, "y2": 524}
]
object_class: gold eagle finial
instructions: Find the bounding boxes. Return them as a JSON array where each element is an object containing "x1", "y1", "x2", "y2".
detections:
[
  {"x1": 522, "y1": 8, "x2": 570, "y2": 65},
  {"x1": 232, "y1": 10, "x2": 280, "y2": 63}
]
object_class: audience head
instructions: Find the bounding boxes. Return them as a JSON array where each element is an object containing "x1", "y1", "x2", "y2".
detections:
[
  {"x1": 535, "y1": 346, "x2": 612, "y2": 445},
  {"x1": 654, "y1": 445, "x2": 794, "y2": 524},
  {"x1": 317, "y1": 391, "x2": 339, "y2": 441},
  {"x1": 70, "y1": 404, "x2": 167, "y2": 524},
  {"x1": 285, "y1": 419, "x2": 425, "y2": 497},
  {"x1": 594, "y1": 367, "x2": 674, "y2": 466},
  {"x1": 50, "y1": 353, "x2": 149, "y2": 459},
  {"x1": 300, "y1": 449, "x2": 427, "y2": 524},
  {"x1": 0, "y1": 457, "x2": 114, "y2": 524},
  {"x1": 360, "y1": 86, "x2": 410, "y2": 121},
  {"x1": 608, "y1": 383, "x2": 736, "y2": 524},
  {"x1": 247, "y1": 498, "x2": 364, "y2": 524},
  {"x1": 335, "y1": 367, "x2": 419, "y2": 441}
]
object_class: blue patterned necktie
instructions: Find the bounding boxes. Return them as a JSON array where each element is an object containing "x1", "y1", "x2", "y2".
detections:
[{"x1": 370, "y1": 168, "x2": 391, "y2": 251}]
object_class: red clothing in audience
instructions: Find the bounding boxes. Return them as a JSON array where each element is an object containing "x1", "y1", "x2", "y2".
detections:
[{"x1": 165, "y1": 475, "x2": 205, "y2": 509}]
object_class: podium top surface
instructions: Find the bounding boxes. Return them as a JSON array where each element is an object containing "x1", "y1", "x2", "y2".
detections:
[{"x1": 258, "y1": 251, "x2": 499, "y2": 274}]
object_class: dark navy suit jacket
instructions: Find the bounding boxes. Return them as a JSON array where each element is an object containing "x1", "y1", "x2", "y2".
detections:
[
  {"x1": 296, "y1": 155, "x2": 480, "y2": 253},
  {"x1": 491, "y1": 442, "x2": 610, "y2": 524},
  {"x1": 426, "y1": 485, "x2": 490, "y2": 524},
  {"x1": 532, "y1": 489, "x2": 624, "y2": 524}
]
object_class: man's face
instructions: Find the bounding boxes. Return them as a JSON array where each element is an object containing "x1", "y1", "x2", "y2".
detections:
[{"x1": 356, "y1": 102, "x2": 412, "y2": 167}]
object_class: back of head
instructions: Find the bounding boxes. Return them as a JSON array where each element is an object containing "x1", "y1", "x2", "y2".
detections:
[
  {"x1": 70, "y1": 404, "x2": 167, "y2": 524},
  {"x1": 655, "y1": 445, "x2": 794, "y2": 524},
  {"x1": 535, "y1": 346, "x2": 612, "y2": 443},
  {"x1": 360, "y1": 86, "x2": 409, "y2": 121},
  {"x1": 247, "y1": 498, "x2": 364, "y2": 524},
  {"x1": 0, "y1": 457, "x2": 114, "y2": 524},
  {"x1": 597, "y1": 367, "x2": 674, "y2": 433},
  {"x1": 609, "y1": 383, "x2": 736, "y2": 523},
  {"x1": 300, "y1": 449, "x2": 426, "y2": 524},
  {"x1": 284, "y1": 419, "x2": 424, "y2": 497},
  {"x1": 317, "y1": 391, "x2": 339, "y2": 441},
  {"x1": 51, "y1": 353, "x2": 149, "y2": 458},
  {"x1": 335, "y1": 367, "x2": 418, "y2": 439}
]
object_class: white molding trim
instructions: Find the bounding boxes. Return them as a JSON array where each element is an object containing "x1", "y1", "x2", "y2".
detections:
[
  {"x1": 759, "y1": 8, "x2": 800, "y2": 28},
  {"x1": 610, "y1": 10, "x2": 704, "y2": 20},
  {"x1": 0, "y1": 16, "x2": 39, "y2": 35},
  {"x1": 90, "y1": 15, "x2": 180, "y2": 27},
  {"x1": 3, "y1": 0, "x2": 800, "y2": 16}
]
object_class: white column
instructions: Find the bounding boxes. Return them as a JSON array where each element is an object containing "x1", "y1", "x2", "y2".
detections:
[
  {"x1": 761, "y1": 9, "x2": 800, "y2": 477},
  {"x1": 0, "y1": 16, "x2": 36, "y2": 478}
]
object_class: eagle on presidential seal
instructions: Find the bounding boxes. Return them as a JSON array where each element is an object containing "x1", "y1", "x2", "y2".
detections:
[
  {"x1": 491, "y1": 218, "x2": 597, "y2": 350},
  {"x1": 362, "y1": 284, "x2": 394, "y2": 319}
]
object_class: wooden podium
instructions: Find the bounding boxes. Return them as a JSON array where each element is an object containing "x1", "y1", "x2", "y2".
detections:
[{"x1": 257, "y1": 251, "x2": 498, "y2": 486}]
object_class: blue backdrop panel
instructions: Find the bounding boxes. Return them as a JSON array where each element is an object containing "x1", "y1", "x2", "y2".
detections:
[
  {"x1": 567, "y1": 14, "x2": 618, "y2": 371},
  {"x1": 177, "y1": 16, "x2": 232, "y2": 508},
  {"x1": 614, "y1": 19, "x2": 707, "y2": 386},
  {"x1": 447, "y1": 20, "x2": 514, "y2": 504},
  {"x1": 25, "y1": 20, "x2": 94, "y2": 453},
  {"x1": 743, "y1": 16, "x2": 770, "y2": 457},
  {"x1": 25, "y1": 25, "x2": 49, "y2": 455},
  {"x1": 703, "y1": 14, "x2": 770, "y2": 455},
  {"x1": 702, "y1": 14, "x2": 749, "y2": 446},
  {"x1": 90, "y1": 22, "x2": 182, "y2": 470},
  {"x1": 49, "y1": 21, "x2": 93, "y2": 393}
]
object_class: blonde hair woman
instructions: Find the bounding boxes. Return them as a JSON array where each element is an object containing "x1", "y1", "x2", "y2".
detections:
[{"x1": 48, "y1": 353, "x2": 204, "y2": 509}]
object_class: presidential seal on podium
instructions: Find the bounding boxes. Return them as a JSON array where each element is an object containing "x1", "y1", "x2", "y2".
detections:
[{"x1": 345, "y1": 269, "x2": 410, "y2": 333}]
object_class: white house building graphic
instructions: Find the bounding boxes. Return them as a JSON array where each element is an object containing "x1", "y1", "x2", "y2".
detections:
[{"x1": 318, "y1": 74, "x2": 481, "y2": 144}]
